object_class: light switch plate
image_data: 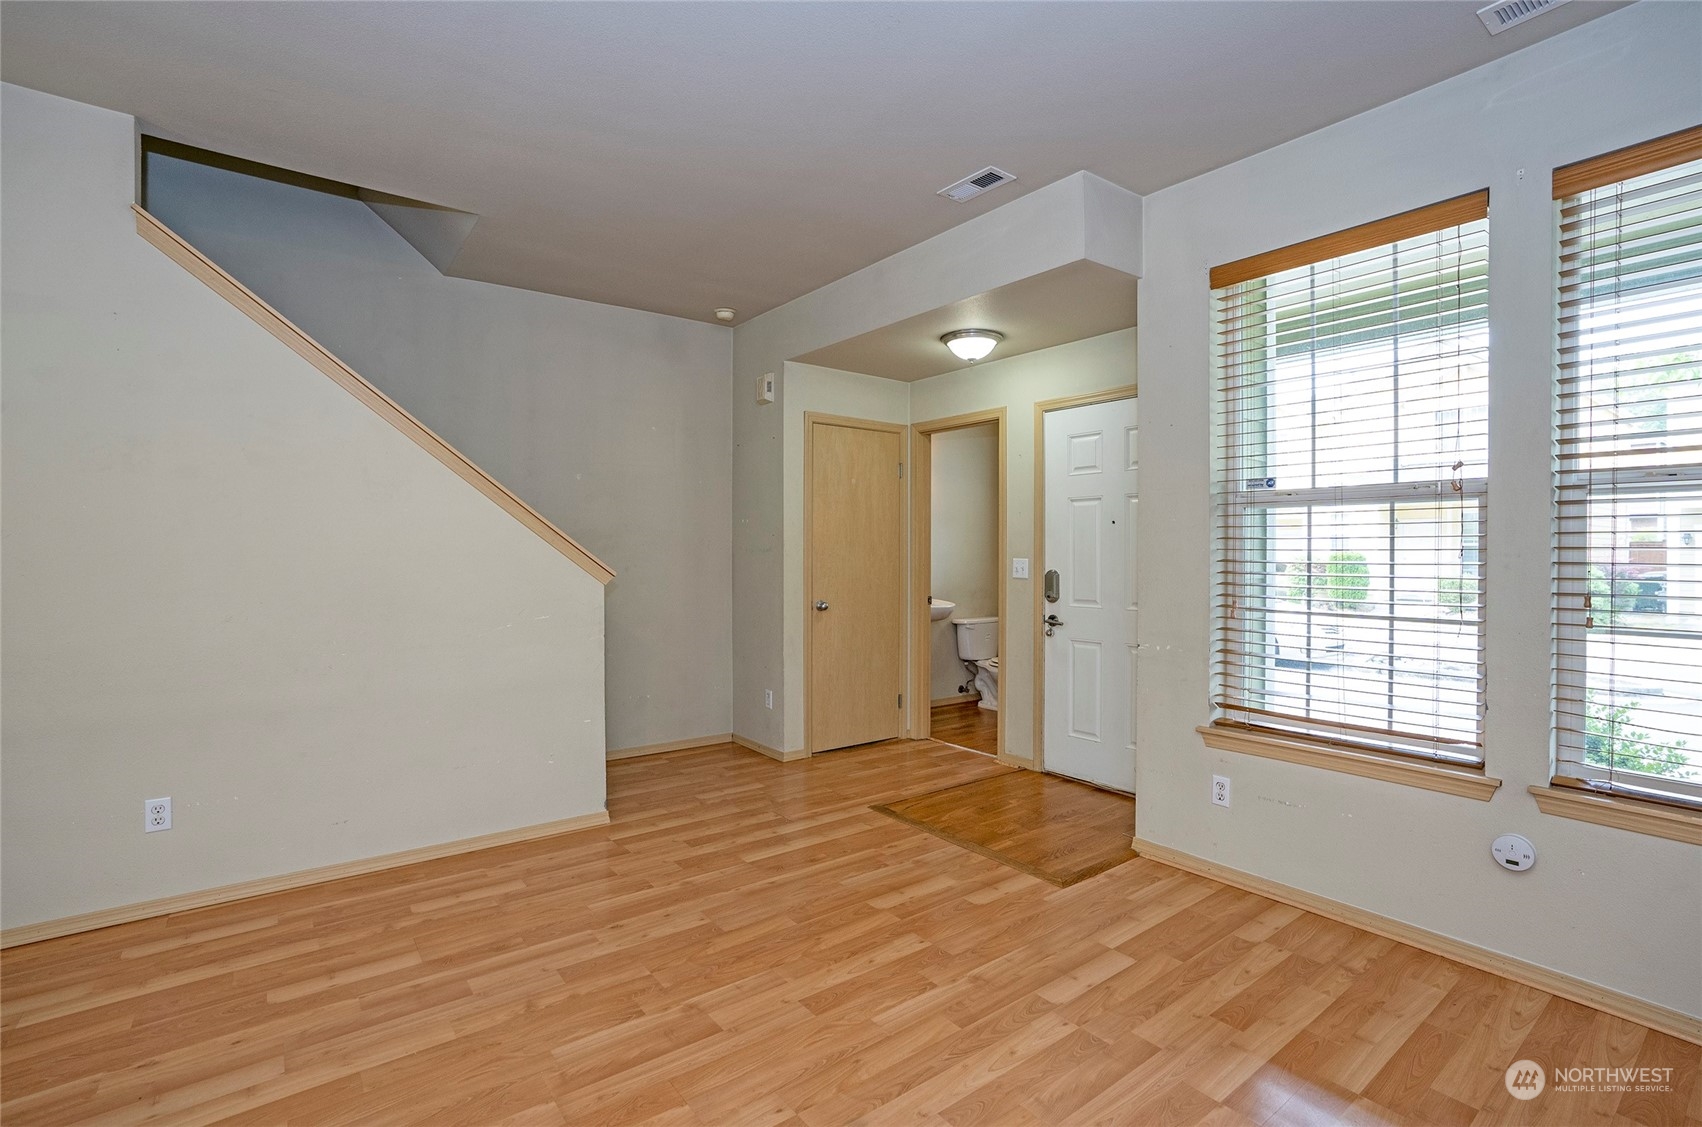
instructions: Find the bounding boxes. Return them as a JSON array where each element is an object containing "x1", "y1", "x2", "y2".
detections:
[{"x1": 1012, "y1": 558, "x2": 1030, "y2": 579}]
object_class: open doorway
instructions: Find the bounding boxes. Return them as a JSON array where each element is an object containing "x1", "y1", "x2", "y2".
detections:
[{"x1": 910, "y1": 409, "x2": 1006, "y2": 757}]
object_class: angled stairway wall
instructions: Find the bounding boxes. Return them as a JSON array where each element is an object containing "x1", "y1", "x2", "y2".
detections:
[
  {"x1": 143, "y1": 154, "x2": 734, "y2": 756},
  {"x1": 1, "y1": 83, "x2": 609, "y2": 935}
]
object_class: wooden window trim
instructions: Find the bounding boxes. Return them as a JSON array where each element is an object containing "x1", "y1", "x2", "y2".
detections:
[
  {"x1": 1529, "y1": 783, "x2": 1702, "y2": 846},
  {"x1": 1198, "y1": 723, "x2": 1502, "y2": 801},
  {"x1": 1208, "y1": 190, "x2": 1489, "y2": 290},
  {"x1": 1551, "y1": 123, "x2": 1702, "y2": 200}
]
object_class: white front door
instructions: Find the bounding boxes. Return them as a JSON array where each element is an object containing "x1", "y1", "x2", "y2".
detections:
[{"x1": 1042, "y1": 397, "x2": 1138, "y2": 793}]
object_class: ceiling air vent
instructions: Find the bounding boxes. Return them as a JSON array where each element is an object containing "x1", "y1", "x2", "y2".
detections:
[
  {"x1": 938, "y1": 167, "x2": 1016, "y2": 203},
  {"x1": 1477, "y1": 0, "x2": 1570, "y2": 35}
]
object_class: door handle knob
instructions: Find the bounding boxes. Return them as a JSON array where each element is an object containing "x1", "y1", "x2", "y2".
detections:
[
  {"x1": 815, "y1": 600, "x2": 830, "y2": 611},
  {"x1": 1044, "y1": 613, "x2": 1064, "y2": 637}
]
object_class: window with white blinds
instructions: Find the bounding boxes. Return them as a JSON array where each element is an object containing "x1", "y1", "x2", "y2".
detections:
[
  {"x1": 1211, "y1": 193, "x2": 1490, "y2": 766},
  {"x1": 1554, "y1": 126, "x2": 1702, "y2": 808}
]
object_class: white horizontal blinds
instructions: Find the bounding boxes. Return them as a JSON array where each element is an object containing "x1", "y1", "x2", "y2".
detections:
[
  {"x1": 1213, "y1": 193, "x2": 1490, "y2": 765},
  {"x1": 1554, "y1": 126, "x2": 1702, "y2": 807}
]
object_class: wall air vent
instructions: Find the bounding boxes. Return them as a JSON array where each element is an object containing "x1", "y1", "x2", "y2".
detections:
[
  {"x1": 1477, "y1": 0, "x2": 1570, "y2": 35},
  {"x1": 938, "y1": 167, "x2": 1016, "y2": 203}
]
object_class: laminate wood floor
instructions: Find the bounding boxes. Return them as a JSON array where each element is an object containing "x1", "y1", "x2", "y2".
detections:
[
  {"x1": 873, "y1": 770, "x2": 1137, "y2": 886},
  {"x1": 930, "y1": 702, "x2": 998, "y2": 756},
  {"x1": 2, "y1": 739, "x2": 1697, "y2": 1126}
]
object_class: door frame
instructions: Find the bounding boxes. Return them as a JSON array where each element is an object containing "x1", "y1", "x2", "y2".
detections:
[
  {"x1": 1031, "y1": 385, "x2": 1139, "y2": 775},
  {"x1": 908, "y1": 408, "x2": 1007, "y2": 756},
  {"x1": 803, "y1": 412, "x2": 909, "y2": 756}
]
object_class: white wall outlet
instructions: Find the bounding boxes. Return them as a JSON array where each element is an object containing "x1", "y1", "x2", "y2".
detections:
[
  {"x1": 145, "y1": 797, "x2": 171, "y2": 832},
  {"x1": 764, "y1": 689, "x2": 774, "y2": 710},
  {"x1": 1011, "y1": 558, "x2": 1030, "y2": 579},
  {"x1": 1491, "y1": 833, "x2": 1535, "y2": 871},
  {"x1": 1210, "y1": 775, "x2": 1231, "y2": 808}
]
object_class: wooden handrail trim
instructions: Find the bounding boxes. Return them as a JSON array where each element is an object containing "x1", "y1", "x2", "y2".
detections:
[{"x1": 131, "y1": 205, "x2": 615, "y2": 585}]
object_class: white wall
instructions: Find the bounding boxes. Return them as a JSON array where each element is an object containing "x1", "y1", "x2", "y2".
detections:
[
  {"x1": 1135, "y1": 1, "x2": 1702, "y2": 1018},
  {"x1": 774, "y1": 338, "x2": 1137, "y2": 754},
  {"x1": 733, "y1": 174, "x2": 1142, "y2": 754},
  {"x1": 145, "y1": 156, "x2": 732, "y2": 755},
  {"x1": 0, "y1": 84, "x2": 607, "y2": 930},
  {"x1": 912, "y1": 330, "x2": 1138, "y2": 760},
  {"x1": 929, "y1": 424, "x2": 999, "y2": 701}
]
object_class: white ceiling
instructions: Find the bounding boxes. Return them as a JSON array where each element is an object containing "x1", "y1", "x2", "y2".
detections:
[
  {"x1": 797, "y1": 261, "x2": 1139, "y2": 382},
  {"x1": 0, "y1": 1, "x2": 1624, "y2": 324}
]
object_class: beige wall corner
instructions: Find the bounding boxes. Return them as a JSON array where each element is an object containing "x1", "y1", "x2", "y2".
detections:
[
  {"x1": 732, "y1": 172, "x2": 1144, "y2": 758},
  {"x1": 1133, "y1": 1, "x2": 1702, "y2": 1021},
  {"x1": 0, "y1": 84, "x2": 607, "y2": 932}
]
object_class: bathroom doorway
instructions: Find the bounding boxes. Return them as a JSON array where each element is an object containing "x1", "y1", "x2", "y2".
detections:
[{"x1": 910, "y1": 409, "x2": 1006, "y2": 757}]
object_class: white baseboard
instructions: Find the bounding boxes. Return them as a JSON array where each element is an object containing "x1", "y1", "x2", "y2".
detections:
[
  {"x1": 1, "y1": 810, "x2": 611, "y2": 950},
  {"x1": 607, "y1": 733, "x2": 732, "y2": 761},
  {"x1": 931, "y1": 693, "x2": 980, "y2": 706},
  {"x1": 733, "y1": 734, "x2": 809, "y2": 762},
  {"x1": 1132, "y1": 836, "x2": 1701, "y2": 1046}
]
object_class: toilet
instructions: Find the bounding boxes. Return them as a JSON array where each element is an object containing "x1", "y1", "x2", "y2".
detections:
[{"x1": 952, "y1": 616, "x2": 1000, "y2": 712}]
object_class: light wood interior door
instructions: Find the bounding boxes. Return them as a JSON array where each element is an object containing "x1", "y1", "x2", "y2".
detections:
[{"x1": 807, "y1": 417, "x2": 904, "y2": 753}]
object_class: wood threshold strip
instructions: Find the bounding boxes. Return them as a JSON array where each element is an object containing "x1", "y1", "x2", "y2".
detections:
[
  {"x1": 1198, "y1": 723, "x2": 1501, "y2": 801},
  {"x1": 131, "y1": 205, "x2": 615, "y2": 585},
  {"x1": 1529, "y1": 783, "x2": 1702, "y2": 846},
  {"x1": 0, "y1": 810, "x2": 610, "y2": 950},
  {"x1": 1132, "y1": 837, "x2": 1702, "y2": 1046},
  {"x1": 1209, "y1": 189, "x2": 1490, "y2": 290},
  {"x1": 1552, "y1": 123, "x2": 1702, "y2": 199}
]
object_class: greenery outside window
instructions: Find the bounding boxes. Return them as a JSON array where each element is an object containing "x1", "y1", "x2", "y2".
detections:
[{"x1": 1554, "y1": 125, "x2": 1702, "y2": 810}]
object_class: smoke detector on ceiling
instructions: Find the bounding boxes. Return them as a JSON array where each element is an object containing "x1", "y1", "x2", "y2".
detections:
[
  {"x1": 938, "y1": 167, "x2": 1016, "y2": 203},
  {"x1": 1477, "y1": 0, "x2": 1570, "y2": 35}
]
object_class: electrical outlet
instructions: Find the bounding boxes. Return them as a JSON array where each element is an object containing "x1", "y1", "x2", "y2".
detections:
[
  {"x1": 1210, "y1": 776, "x2": 1231, "y2": 808},
  {"x1": 145, "y1": 797, "x2": 172, "y2": 832},
  {"x1": 764, "y1": 689, "x2": 774, "y2": 710}
]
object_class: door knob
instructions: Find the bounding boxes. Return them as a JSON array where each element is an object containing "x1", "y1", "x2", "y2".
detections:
[
  {"x1": 815, "y1": 600, "x2": 830, "y2": 611},
  {"x1": 1044, "y1": 613, "x2": 1064, "y2": 637}
]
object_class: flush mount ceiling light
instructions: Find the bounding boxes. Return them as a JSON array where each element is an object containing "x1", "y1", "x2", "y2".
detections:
[{"x1": 941, "y1": 329, "x2": 1004, "y2": 363}]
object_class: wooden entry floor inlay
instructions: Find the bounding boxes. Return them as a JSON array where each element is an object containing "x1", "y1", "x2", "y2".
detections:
[{"x1": 874, "y1": 769, "x2": 1137, "y2": 886}]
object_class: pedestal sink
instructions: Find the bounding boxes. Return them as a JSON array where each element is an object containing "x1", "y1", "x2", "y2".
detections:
[{"x1": 929, "y1": 599, "x2": 956, "y2": 622}]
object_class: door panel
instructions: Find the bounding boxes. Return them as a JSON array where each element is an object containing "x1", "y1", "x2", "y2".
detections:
[
  {"x1": 1043, "y1": 398, "x2": 1138, "y2": 792},
  {"x1": 1069, "y1": 641, "x2": 1102, "y2": 740},
  {"x1": 808, "y1": 419, "x2": 904, "y2": 753},
  {"x1": 1069, "y1": 498, "x2": 1102, "y2": 606}
]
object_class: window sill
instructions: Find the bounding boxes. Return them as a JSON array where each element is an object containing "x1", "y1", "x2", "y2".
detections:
[
  {"x1": 1198, "y1": 724, "x2": 1501, "y2": 801},
  {"x1": 1529, "y1": 784, "x2": 1702, "y2": 845}
]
